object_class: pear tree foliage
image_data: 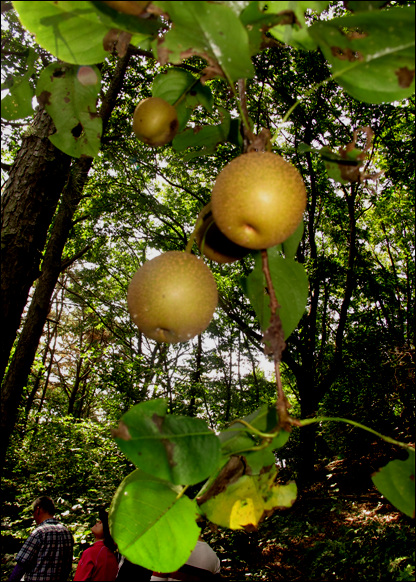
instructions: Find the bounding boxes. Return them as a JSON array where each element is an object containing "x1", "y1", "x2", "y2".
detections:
[{"x1": 6, "y1": 0, "x2": 415, "y2": 573}]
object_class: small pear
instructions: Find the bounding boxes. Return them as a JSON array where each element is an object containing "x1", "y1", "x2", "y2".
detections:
[
  {"x1": 211, "y1": 152, "x2": 306, "y2": 250},
  {"x1": 127, "y1": 251, "x2": 218, "y2": 343},
  {"x1": 195, "y1": 203, "x2": 250, "y2": 264},
  {"x1": 133, "y1": 97, "x2": 179, "y2": 147}
]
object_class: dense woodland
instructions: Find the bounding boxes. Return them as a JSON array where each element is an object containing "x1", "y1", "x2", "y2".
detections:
[{"x1": 1, "y1": 1, "x2": 415, "y2": 580}]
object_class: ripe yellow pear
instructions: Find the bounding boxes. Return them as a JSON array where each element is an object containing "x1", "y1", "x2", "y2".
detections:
[
  {"x1": 195, "y1": 203, "x2": 250, "y2": 264},
  {"x1": 127, "y1": 251, "x2": 218, "y2": 343},
  {"x1": 133, "y1": 97, "x2": 179, "y2": 147},
  {"x1": 211, "y1": 152, "x2": 307, "y2": 250}
]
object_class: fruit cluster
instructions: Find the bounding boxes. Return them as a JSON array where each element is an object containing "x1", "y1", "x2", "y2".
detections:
[{"x1": 128, "y1": 98, "x2": 307, "y2": 343}]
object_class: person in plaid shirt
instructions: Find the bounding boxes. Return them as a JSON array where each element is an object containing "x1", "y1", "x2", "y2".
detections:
[{"x1": 8, "y1": 496, "x2": 74, "y2": 582}]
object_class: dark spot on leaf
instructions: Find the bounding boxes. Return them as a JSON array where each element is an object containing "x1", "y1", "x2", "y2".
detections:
[
  {"x1": 331, "y1": 46, "x2": 363, "y2": 62},
  {"x1": 71, "y1": 123, "x2": 83, "y2": 138},
  {"x1": 197, "y1": 456, "x2": 246, "y2": 505},
  {"x1": 395, "y1": 67, "x2": 415, "y2": 88},
  {"x1": 410, "y1": 473, "x2": 415, "y2": 482},
  {"x1": 190, "y1": 90, "x2": 197, "y2": 96},
  {"x1": 277, "y1": 10, "x2": 299, "y2": 26},
  {"x1": 64, "y1": 97, "x2": 70, "y2": 103},
  {"x1": 52, "y1": 68, "x2": 66, "y2": 78},
  {"x1": 347, "y1": 31, "x2": 368, "y2": 40},
  {"x1": 162, "y1": 437, "x2": 176, "y2": 469},
  {"x1": 151, "y1": 414, "x2": 177, "y2": 469},
  {"x1": 37, "y1": 91, "x2": 52, "y2": 106},
  {"x1": 152, "y1": 413, "x2": 164, "y2": 431},
  {"x1": 111, "y1": 421, "x2": 131, "y2": 441}
]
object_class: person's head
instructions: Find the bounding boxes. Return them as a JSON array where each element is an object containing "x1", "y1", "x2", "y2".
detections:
[
  {"x1": 91, "y1": 519, "x2": 105, "y2": 540},
  {"x1": 32, "y1": 496, "x2": 55, "y2": 524},
  {"x1": 92, "y1": 508, "x2": 117, "y2": 552}
]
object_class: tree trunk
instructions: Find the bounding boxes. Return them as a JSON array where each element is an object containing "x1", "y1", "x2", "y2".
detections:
[
  {"x1": 0, "y1": 52, "x2": 132, "y2": 469},
  {"x1": 189, "y1": 334, "x2": 203, "y2": 417},
  {"x1": 0, "y1": 107, "x2": 72, "y2": 380},
  {"x1": 290, "y1": 184, "x2": 359, "y2": 485}
]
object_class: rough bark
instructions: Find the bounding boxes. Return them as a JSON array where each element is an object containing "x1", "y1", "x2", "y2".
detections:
[
  {"x1": 0, "y1": 107, "x2": 72, "y2": 380},
  {"x1": 0, "y1": 52, "x2": 132, "y2": 468}
]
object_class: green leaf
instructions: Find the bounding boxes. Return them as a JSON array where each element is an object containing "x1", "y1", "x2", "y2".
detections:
[
  {"x1": 172, "y1": 107, "x2": 238, "y2": 158},
  {"x1": 239, "y1": 2, "x2": 291, "y2": 55},
  {"x1": 13, "y1": 0, "x2": 111, "y2": 64},
  {"x1": 109, "y1": 469, "x2": 200, "y2": 571},
  {"x1": 89, "y1": 0, "x2": 161, "y2": 36},
  {"x1": 298, "y1": 143, "x2": 365, "y2": 184},
  {"x1": 1, "y1": 47, "x2": 36, "y2": 120},
  {"x1": 346, "y1": 1, "x2": 390, "y2": 12},
  {"x1": 265, "y1": 1, "x2": 329, "y2": 51},
  {"x1": 243, "y1": 430, "x2": 290, "y2": 474},
  {"x1": 281, "y1": 221, "x2": 304, "y2": 260},
  {"x1": 219, "y1": 404, "x2": 291, "y2": 474},
  {"x1": 173, "y1": 124, "x2": 229, "y2": 155},
  {"x1": 372, "y1": 449, "x2": 415, "y2": 518},
  {"x1": 152, "y1": 68, "x2": 213, "y2": 131},
  {"x1": 241, "y1": 252, "x2": 269, "y2": 330},
  {"x1": 309, "y1": 7, "x2": 415, "y2": 103},
  {"x1": 153, "y1": 1, "x2": 254, "y2": 82},
  {"x1": 113, "y1": 399, "x2": 221, "y2": 485},
  {"x1": 267, "y1": 249, "x2": 308, "y2": 339},
  {"x1": 172, "y1": 109, "x2": 231, "y2": 158},
  {"x1": 220, "y1": 404, "x2": 281, "y2": 455},
  {"x1": 36, "y1": 63, "x2": 102, "y2": 158},
  {"x1": 200, "y1": 466, "x2": 297, "y2": 530},
  {"x1": 242, "y1": 250, "x2": 308, "y2": 340}
]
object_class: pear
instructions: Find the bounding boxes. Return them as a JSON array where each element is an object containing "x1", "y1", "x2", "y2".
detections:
[
  {"x1": 211, "y1": 152, "x2": 306, "y2": 250},
  {"x1": 133, "y1": 97, "x2": 179, "y2": 147},
  {"x1": 195, "y1": 203, "x2": 250, "y2": 264},
  {"x1": 101, "y1": 1, "x2": 150, "y2": 16},
  {"x1": 127, "y1": 251, "x2": 218, "y2": 343}
]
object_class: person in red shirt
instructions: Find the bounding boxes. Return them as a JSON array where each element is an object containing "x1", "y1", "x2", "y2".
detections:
[{"x1": 74, "y1": 508, "x2": 118, "y2": 582}]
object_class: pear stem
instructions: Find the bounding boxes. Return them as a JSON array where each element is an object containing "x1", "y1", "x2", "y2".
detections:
[{"x1": 237, "y1": 79, "x2": 256, "y2": 148}]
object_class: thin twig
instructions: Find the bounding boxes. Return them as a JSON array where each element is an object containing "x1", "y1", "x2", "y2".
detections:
[
  {"x1": 238, "y1": 78, "x2": 255, "y2": 148},
  {"x1": 261, "y1": 250, "x2": 293, "y2": 431}
]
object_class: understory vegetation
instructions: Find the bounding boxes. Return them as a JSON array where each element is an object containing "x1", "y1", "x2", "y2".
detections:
[{"x1": 2, "y1": 417, "x2": 414, "y2": 581}]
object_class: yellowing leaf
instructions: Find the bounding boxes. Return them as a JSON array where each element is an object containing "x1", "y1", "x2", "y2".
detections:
[{"x1": 200, "y1": 466, "x2": 297, "y2": 530}]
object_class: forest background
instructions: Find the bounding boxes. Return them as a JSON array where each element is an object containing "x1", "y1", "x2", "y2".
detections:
[{"x1": 1, "y1": 1, "x2": 415, "y2": 580}]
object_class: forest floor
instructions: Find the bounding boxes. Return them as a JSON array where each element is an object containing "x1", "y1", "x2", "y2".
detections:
[
  {"x1": 1, "y1": 454, "x2": 414, "y2": 581},
  {"x1": 207, "y1": 456, "x2": 415, "y2": 582}
]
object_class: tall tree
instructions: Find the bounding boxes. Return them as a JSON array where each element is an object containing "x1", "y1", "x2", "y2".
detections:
[
  {"x1": 0, "y1": 106, "x2": 72, "y2": 380},
  {"x1": 0, "y1": 51, "x2": 132, "y2": 467}
]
